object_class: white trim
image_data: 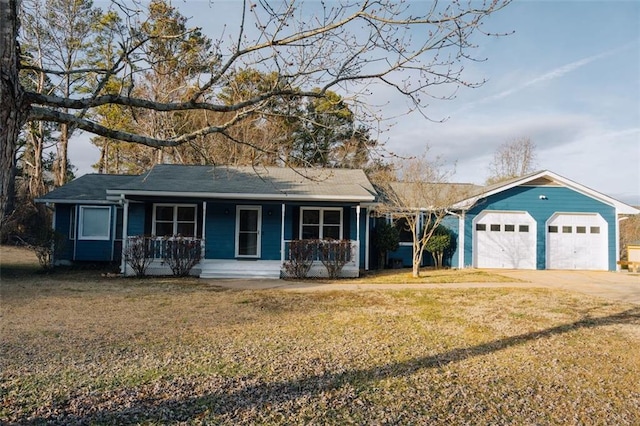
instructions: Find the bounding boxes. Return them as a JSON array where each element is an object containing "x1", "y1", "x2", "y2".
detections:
[
  {"x1": 299, "y1": 207, "x2": 344, "y2": 240},
  {"x1": 235, "y1": 205, "x2": 262, "y2": 258},
  {"x1": 106, "y1": 189, "x2": 375, "y2": 202},
  {"x1": 202, "y1": 201, "x2": 207, "y2": 259},
  {"x1": 365, "y1": 208, "x2": 371, "y2": 271},
  {"x1": 152, "y1": 203, "x2": 198, "y2": 237},
  {"x1": 78, "y1": 206, "x2": 112, "y2": 241}
]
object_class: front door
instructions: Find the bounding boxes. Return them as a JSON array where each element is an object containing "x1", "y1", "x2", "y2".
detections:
[{"x1": 236, "y1": 206, "x2": 261, "y2": 258}]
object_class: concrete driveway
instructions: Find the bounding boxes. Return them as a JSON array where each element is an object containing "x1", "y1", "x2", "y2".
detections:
[{"x1": 206, "y1": 270, "x2": 640, "y2": 305}]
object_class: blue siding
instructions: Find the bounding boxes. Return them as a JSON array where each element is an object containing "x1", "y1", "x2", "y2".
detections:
[
  {"x1": 464, "y1": 186, "x2": 617, "y2": 270},
  {"x1": 55, "y1": 204, "x2": 119, "y2": 262},
  {"x1": 205, "y1": 202, "x2": 237, "y2": 259},
  {"x1": 204, "y1": 201, "x2": 367, "y2": 263},
  {"x1": 127, "y1": 203, "x2": 146, "y2": 236},
  {"x1": 54, "y1": 204, "x2": 74, "y2": 261}
]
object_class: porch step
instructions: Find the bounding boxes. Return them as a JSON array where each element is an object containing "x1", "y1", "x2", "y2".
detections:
[{"x1": 199, "y1": 260, "x2": 282, "y2": 279}]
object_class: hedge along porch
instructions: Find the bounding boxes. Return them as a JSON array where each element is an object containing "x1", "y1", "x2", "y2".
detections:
[{"x1": 105, "y1": 164, "x2": 376, "y2": 278}]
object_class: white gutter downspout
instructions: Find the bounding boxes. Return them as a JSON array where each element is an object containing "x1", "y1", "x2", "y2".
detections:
[{"x1": 120, "y1": 199, "x2": 129, "y2": 275}]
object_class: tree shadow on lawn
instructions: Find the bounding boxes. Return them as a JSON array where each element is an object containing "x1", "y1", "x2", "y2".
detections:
[{"x1": 26, "y1": 307, "x2": 640, "y2": 425}]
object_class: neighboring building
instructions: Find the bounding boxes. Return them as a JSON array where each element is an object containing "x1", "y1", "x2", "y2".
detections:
[
  {"x1": 37, "y1": 167, "x2": 638, "y2": 277},
  {"x1": 36, "y1": 164, "x2": 376, "y2": 278}
]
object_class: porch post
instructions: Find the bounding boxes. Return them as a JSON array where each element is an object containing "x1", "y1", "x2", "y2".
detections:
[
  {"x1": 458, "y1": 211, "x2": 465, "y2": 268},
  {"x1": 280, "y1": 203, "x2": 286, "y2": 265},
  {"x1": 356, "y1": 205, "x2": 361, "y2": 269},
  {"x1": 202, "y1": 201, "x2": 207, "y2": 259},
  {"x1": 365, "y1": 208, "x2": 371, "y2": 270},
  {"x1": 120, "y1": 199, "x2": 129, "y2": 275}
]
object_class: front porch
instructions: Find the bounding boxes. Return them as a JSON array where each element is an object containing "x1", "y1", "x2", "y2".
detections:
[{"x1": 123, "y1": 236, "x2": 361, "y2": 279}]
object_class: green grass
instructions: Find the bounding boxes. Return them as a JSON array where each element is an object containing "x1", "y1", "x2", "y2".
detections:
[{"x1": 2, "y1": 245, "x2": 639, "y2": 424}]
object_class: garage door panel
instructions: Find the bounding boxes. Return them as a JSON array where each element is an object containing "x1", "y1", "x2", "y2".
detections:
[
  {"x1": 546, "y1": 214, "x2": 607, "y2": 270},
  {"x1": 474, "y1": 212, "x2": 536, "y2": 269}
]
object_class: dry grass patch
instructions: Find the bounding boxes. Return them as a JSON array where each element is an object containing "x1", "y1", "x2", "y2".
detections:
[
  {"x1": 354, "y1": 267, "x2": 521, "y2": 284},
  {"x1": 2, "y1": 246, "x2": 639, "y2": 424}
]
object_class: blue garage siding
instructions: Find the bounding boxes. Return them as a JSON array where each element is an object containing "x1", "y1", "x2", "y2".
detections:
[{"x1": 463, "y1": 185, "x2": 616, "y2": 270}]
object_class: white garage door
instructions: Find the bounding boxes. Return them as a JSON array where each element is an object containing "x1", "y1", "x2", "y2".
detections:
[
  {"x1": 474, "y1": 211, "x2": 537, "y2": 269},
  {"x1": 546, "y1": 213, "x2": 608, "y2": 270}
]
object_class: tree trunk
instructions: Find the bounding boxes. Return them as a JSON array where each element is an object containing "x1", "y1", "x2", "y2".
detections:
[{"x1": 0, "y1": 0, "x2": 26, "y2": 225}]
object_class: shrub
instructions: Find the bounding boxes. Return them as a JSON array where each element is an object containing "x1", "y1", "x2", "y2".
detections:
[
  {"x1": 282, "y1": 239, "x2": 315, "y2": 279},
  {"x1": 163, "y1": 236, "x2": 202, "y2": 277},
  {"x1": 372, "y1": 220, "x2": 400, "y2": 269},
  {"x1": 319, "y1": 239, "x2": 352, "y2": 279},
  {"x1": 124, "y1": 236, "x2": 153, "y2": 277},
  {"x1": 425, "y1": 225, "x2": 453, "y2": 269}
]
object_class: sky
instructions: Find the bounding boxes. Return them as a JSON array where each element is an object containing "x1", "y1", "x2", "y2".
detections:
[{"x1": 70, "y1": 0, "x2": 640, "y2": 205}]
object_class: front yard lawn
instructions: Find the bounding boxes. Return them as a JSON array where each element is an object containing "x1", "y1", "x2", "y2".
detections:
[{"x1": 1, "y1": 246, "x2": 639, "y2": 424}]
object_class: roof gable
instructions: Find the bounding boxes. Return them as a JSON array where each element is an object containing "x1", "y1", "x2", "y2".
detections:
[{"x1": 456, "y1": 170, "x2": 639, "y2": 214}]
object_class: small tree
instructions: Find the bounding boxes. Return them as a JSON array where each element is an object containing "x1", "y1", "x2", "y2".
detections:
[
  {"x1": 425, "y1": 225, "x2": 453, "y2": 269},
  {"x1": 374, "y1": 149, "x2": 470, "y2": 278},
  {"x1": 372, "y1": 220, "x2": 400, "y2": 269}
]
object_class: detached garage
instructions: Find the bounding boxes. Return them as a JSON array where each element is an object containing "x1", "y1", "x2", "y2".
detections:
[{"x1": 458, "y1": 171, "x2": 638, "y2": 271}]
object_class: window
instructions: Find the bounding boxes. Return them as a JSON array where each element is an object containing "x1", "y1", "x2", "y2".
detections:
[
  {"x1": 490, "y1": 224, "x2": 501, "y2": 232},
  {"x1": 79, "y1": 206, "x2": 111, "y2": 240},
  {"x1": 301, "y1": 208, "x2": 343, "y2": 240},
  {"x1": 562, "y1": 226, "x2": 572, "y2": 233},
  {"x1": 576, "y1": 226, "x2": 586, "y2": 234},
  {"x1": 548, "y1": 226, "x2": 558, "y2": 233},
  {"x1": 505, "y1": 224, "x2": 515, "y2": 232},
  {"x1": 153, "y1": 204, "x2": 197, "y2": 237},
  {"x1": 590, "y1": 226, "x2": 600, "y2": 234},
  {"x1": 519, "y1": 225, "x2": 529, "y2": 233},
  {"x1": 394, "y1": 217, "x2": 415, "y2": 242},
  {"x1": 476, "y1": 223, "x2": 486, "y2": 231}
]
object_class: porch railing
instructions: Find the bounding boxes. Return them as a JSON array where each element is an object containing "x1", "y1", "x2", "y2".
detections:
[
  {"x1": 126, "y1": 236, "x2": 203, "y2": 261},
  {"x1": 282, "y1": 239, "x2": 359, "y2": 278}
]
